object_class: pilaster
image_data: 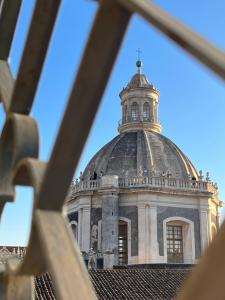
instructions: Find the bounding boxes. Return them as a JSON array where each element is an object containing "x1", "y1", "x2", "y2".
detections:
[
  {"x1": 138, "y1": 203, "x2": 146, "y2": 263},
  {"x1": 81, "y1": 205, "x2": 91, "y2": 253},
  {"x1": 149, "y1": 205, "x2": 158, "y2": 261},
  {"x1": 199, "y1": 207, "x2": 210, "y2": 253}
]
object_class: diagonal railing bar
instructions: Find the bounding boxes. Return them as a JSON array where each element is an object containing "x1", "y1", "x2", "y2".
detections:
[
  {"x1": 36, "y1": 210, "x2": 97, "y2": 299},
  {"x1": 0, "y1": 60, "x2": 14, "y2": 108},
  {"x1": 8, "y1": 0, "x2": 61, "y2": 114},
  {"x1": 117, "y1": 0, "x2": 225, "y2": 81},
  {"x1": 37, "y1": 0, "x2": 131, "y2": 211},
  {"x1": 0, "y1": 0, "x2": 22, "y2": 60}
]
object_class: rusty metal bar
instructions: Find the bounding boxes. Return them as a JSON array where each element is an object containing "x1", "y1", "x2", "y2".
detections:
[
  {"x1": 9, "y1": 0, "x2": 61, "y2": 114},
  {"x1": 0, "y1": 0, "x2": 22, "y2": 60},
  {"x1": 37, "y1": 0, "x2": 131, "y2": 211},
  {"x1": 117, "y1": 0, "x2": 225, "y2": 81}
]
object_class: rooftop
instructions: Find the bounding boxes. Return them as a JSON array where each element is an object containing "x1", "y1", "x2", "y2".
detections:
[{"x1": 35, "y1": 266, "x2": 192, "y2": 300}]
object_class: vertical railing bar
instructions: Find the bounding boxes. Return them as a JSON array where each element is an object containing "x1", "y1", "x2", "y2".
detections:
[
  {"x1": 8, "y1": 0, "x2": 61, "y2": 114},
  {"x1": 0, "y1": 0, "x2": 22, "y2": 60},
  {"x1": 117, "y1": 0, "x2": 225, "y2": 81},
  {"x1": 37, "y1": 0, "x2": 131, "y2": 210}
]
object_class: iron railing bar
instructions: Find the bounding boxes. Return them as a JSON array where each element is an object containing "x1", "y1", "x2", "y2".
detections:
[
  {"x1": 8, "y1": 0, "x2": 61, "y2": 114},
  {"x1": 0, "y1": 0, "x2": 22, "y2": 60},
  {"x1": 0, "y1": 60, "x2": 14, "y2": 109},
  {"x1": 37, "y1": 0, "x2": 131, "y2": 210},
  {"x1": 36, "y1": 210, "x2": 97, "y2": 299},
  {"x1": 117, "y1": 0, "x2": 225, "y2": 81}
]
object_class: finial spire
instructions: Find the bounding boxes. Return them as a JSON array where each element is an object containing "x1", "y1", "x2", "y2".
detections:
[{"x1": 136, "y1": 48, "x2": 143, "y2": 74}]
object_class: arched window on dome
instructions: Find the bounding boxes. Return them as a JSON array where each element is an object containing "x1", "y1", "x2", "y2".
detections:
[
  {"x1": 131, "y1": 102, "x2": 138, "y2": 121},
  {"x1": 143, "y1": 102, "x2": 150, "y2": 121}
]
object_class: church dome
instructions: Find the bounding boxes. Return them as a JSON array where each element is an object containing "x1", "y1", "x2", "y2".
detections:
[
  {"x1": 82, "y1": 61, "x2": 199, "y2": 182},
  {"x1": 120, "y1": 72, "x2": 159, "y2": 95},
  {"x1": 83, "y1": 130, "x2": 199, "y2": 180},
  {"x1": 127, "y1": 73, "x2": 153, "y2": 89}
]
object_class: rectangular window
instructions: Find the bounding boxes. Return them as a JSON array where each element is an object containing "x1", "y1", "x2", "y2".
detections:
[{"x1": 166, "y1": 225, "x2": 183, "y2": 263}]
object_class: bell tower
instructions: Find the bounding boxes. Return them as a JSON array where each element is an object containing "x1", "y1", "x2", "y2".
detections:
[{"x1": 118, "y1": 60, "x2": 162, "y2": 133}]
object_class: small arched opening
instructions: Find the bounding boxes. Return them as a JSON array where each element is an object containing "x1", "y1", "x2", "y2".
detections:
[
  {"x1": 131, "y1": 102, "x2": 138, "y2": 121},
  {"x1": 143, "y1": 102, "x2": 150, "y2": 121}
]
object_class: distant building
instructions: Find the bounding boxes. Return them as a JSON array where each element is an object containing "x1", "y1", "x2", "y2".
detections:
[
  {"x1": 0, "y1": 246, "x2": 26, "y2": 264},
  {"x1": 67, "y1": 60, "x2": 222, "y2": 269}
]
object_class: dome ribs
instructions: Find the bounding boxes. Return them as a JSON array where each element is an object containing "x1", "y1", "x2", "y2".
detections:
[{"x1": 82, "y1": 130, "x2": 199, "y2": 181}]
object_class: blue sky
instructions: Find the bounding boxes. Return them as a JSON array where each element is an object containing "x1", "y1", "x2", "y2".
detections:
[{"x1": 0, "y1": 0, "x2": 225, "y2": 245}]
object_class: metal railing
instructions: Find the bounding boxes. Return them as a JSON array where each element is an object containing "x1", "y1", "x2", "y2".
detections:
[{"x1": 0, "y1": 0, "x2": 224, "y2": 299}]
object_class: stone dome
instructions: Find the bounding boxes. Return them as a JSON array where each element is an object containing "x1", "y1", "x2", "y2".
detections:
[
  {"x1": 83, "y1": 130, "x2": 199, "y2": 180},
  {"x1": 122, "y1": 73, "x2": 158, "y2": 92}
]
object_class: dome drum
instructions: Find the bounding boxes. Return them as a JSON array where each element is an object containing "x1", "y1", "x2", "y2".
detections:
[{"x1": 118, "y1": 121, "x2": 162, "y2": 134}]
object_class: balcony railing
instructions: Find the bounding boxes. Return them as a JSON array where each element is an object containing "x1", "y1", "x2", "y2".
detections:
[
  {"x1": 71, "y1": 176, "x2": 217, "y2": 196},
  {"x1": 118, "y1": 117, "x2": 162, "y2": 129}
]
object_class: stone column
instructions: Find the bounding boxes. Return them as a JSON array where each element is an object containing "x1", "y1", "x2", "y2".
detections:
[
  {"x1": 149, "y1": 205, "x2": 158, "y2": 261},
  {"x1": 140, "y1": 100, "x2": 143, "y2": 121},
  {"x1": 101, "y1": 175, "x2": 119, "y2": 269},
  {"x1": 138, "y1": 204, "x2": 146, "y2": 263}
]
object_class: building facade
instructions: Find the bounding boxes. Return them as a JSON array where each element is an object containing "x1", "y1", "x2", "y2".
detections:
[{"x1": 67, "y1": 61, "x2": 222, "y2": 269}]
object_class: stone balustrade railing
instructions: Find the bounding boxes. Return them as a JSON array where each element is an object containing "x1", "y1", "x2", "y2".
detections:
[
  {"x1": 71, "y1": 176, "x2": 217, "y2": 196},
  {"x1": 118, "y1": 117, "x2": 162, "y2": 127}
]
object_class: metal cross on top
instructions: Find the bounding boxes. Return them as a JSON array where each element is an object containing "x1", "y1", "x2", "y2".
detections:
[{"x1": 136, "y1": 48, "x2": 142, "y2": 60}]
